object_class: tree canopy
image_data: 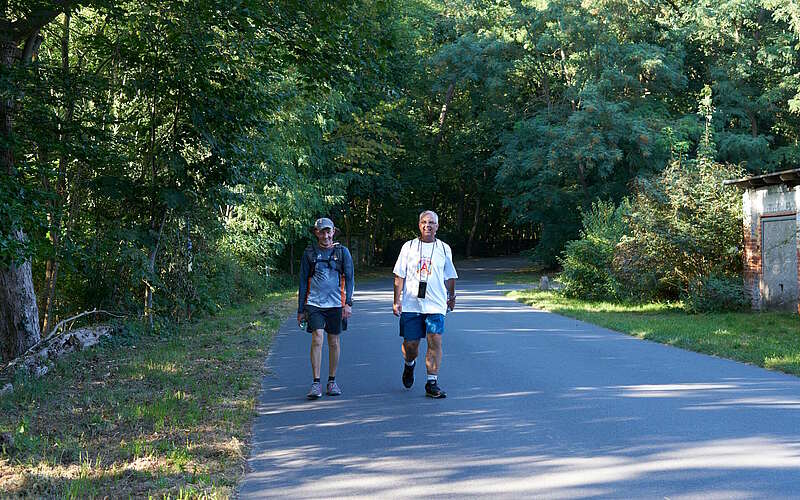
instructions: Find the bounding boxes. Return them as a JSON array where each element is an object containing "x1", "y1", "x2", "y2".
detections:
[{"x1": 2, "y1": 0, "x2": 798, "y2": 358}]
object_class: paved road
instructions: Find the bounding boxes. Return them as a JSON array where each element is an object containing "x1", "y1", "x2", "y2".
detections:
[{"x1": 239, "y1": 257, "x2": 800, "y2": 499}]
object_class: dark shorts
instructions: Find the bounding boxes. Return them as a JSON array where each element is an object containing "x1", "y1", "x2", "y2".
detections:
[
  {"x1": 399, "y1": 312, "x2": 445, "y2": 341},
  {"x1": 305, "y1": 305, "x2": 343, "y2": 335}
]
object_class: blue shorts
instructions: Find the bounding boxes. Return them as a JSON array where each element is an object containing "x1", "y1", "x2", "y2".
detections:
[{"x1": 399, "y1": 313, "x2": 445, "y2": 341}]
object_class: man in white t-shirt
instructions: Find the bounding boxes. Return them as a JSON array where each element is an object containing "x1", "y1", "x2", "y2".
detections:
[{"x1": 392, "y1": 210, "x2": 457, "y2": 398}]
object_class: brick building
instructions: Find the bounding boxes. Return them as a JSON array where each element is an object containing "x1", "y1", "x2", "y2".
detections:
[{"x1": 724, "y1": 168, "x2": 800, "y2": 314}]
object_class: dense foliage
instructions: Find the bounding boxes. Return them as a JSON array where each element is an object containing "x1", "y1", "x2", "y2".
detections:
[
  {"x1": 2, "y1": 0, "x2": 799, "y2": 356},
  {"x1": 561, "y1": 87, "x2": 747, "y2": 309},
  {"x1": 558, "y1": 200, "x2": 628, "y2": 301}
]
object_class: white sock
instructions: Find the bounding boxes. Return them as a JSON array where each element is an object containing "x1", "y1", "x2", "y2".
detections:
[
  {"x1": 427, "y1": 374, "x2": 437, "y2": 382},
  {"x1": 405, "y1": 359, "x2": 415, "y2": 367}
]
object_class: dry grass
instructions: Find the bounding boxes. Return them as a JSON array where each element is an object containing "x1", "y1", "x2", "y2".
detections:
[{"x1": 0, "y1": 292, "x2": 294, "y2": 499}]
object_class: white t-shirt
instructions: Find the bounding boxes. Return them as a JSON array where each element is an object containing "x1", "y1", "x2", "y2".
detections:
[{"x1": 393, "y1": 238, "x2": 458, "y2": 314}]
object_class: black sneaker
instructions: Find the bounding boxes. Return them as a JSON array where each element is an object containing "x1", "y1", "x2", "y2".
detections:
[
  {"x1": 402, "y1": 361, "x2": 415, "y2": 388},
  {"x1": 425, "y1": 380, "x2": 446, "y2": 399}
]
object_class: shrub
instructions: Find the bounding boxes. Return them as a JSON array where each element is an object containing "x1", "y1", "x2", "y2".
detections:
[
  {"x1": 619, "y1": 159, "x2": 744, "y2": 299},
  {"x1": 559, "y1": 200, "x2": 627, "y2": 300},
  {"x1": 613, "y1": 88, "x2": 744, "y2": 300},
  {"x1": 611, "y1": 236, "x2": 661, "y2": 302},
  {"x1": 683, "y1": 273, "x2": 749, "y2": 313}
]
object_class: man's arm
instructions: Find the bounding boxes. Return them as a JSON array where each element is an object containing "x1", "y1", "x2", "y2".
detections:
[
  {"x1": 343, "y1": 247, "x2": 354, "y2": 319},
  {"x1": 393, "y1": 275, "x2": 404, "y2": 316},
  {"x1": 445, "y1": 278, "x2": 456, "y2": 311},
  {"x1": 391, "y1": 241, "x2": 409, "y2": 317}
]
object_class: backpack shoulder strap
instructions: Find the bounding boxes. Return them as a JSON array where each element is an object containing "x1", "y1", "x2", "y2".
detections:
[
  {"x1": 333, "y1": 244, "x2": 345, "y2": 274},
  {"x1": 304, "y1": 245, "x2": 316, "y2": 274}
]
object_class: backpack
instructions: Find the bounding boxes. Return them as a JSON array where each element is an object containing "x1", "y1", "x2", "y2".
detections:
[
  {"x1": 302, "y1": 243, "x2": 347, "y2": 308},
  {"x1": 304, "y1": 243, "x2": 345, "y2": 277}
]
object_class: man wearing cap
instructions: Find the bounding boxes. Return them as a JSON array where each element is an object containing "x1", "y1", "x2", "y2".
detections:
[
  {"x1": 297, "y1": 217, "x2": 355, "y2": 399},
  {"x1": 392, "y1": 210, "x2": 457, "y2": 398}
]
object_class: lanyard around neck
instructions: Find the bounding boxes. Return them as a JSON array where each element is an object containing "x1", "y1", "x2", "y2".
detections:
[{"x1": 417, "y1": 238, "x2": 437, "y2": 282}]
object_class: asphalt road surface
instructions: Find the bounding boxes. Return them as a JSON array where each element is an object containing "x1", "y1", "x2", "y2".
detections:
[{"x1": 239, "y1": 257, "x2": 800, "y2": 499}]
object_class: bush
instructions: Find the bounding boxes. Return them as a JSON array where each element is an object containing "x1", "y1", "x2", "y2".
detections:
[
  {"x1": 611, "y1": 236, "x2": 661, "y2": 302},
  {"x1": 683, "y1": 273, "x2": 749, "y2": 313},
  {"x1": 619, "y1": 157, "x2": 744, "y2": 299},
  {"x1": 559, "y1": 200, "x2": 627, "y2": 300},
  {"x1": 613, "y1": 90, "x2": 744, "y2": 300}
]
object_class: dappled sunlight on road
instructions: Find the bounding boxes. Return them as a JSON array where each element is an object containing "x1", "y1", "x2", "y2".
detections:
[
  {"x1": 245, "y1": 435, "x2": 800, "y2": 499},
  {"x1": 603, "y1": 383, "x2": 742, "y2": 397},
  {"x1": 452, "y1": 391, "x2": 542, "y2": 400},
  {"x1": 242, "y1": 257, "x2": 800, "y2": 499},
  {"x1": 246, "y1": 375, "x2": 800, "y2": 497},
  {"x1": 687, "y1": 397, "x2": 800, "y2": 410},
  {"x1": 566, "y1": 380, "x2": 800, "y2": 411}
]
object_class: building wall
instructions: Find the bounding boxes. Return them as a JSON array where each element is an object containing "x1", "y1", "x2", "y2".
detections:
[{"x1": 742, "y1": 184, "x2": 800, "y2": 312}]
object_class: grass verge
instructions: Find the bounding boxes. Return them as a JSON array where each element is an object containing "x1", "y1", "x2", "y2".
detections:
[
  {"x1": 510, "y1": 289, "x2": 800, "y2": 376},
  {"x1": 0, "y1": 288, "x2": 295, "y2": 499},
  {"x1": 495, "y1": 266, "x2": 549, "y2": 286}
]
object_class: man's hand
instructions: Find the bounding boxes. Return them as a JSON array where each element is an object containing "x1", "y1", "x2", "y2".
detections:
[
  {"x1": 393, "y1": 275, "x2": 404, "y2": 317},
  {"x1": 297, "y1": 313, "x2": 305, "y2": 327},
  {"x1": 343, "y1": 304, "x2": 352, "y2": 319},
  {"x1": 447, "y1": 295, "x2": 456, "y2": 311}
]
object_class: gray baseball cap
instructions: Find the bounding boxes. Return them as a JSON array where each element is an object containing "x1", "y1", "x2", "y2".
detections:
[{"x1": 314, "y1": 217, "x2": 335, "y2": 230}]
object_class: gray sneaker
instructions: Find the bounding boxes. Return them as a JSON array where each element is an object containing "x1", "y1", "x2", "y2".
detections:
[
  {"x1": 326, "y1": 380, "x2": 342, "y2": 396},
  {"x1": 307, "y1": 382, "x2": 322, "y2": 400}
]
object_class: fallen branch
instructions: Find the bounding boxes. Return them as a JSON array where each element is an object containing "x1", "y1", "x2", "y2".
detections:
[
  {"x1": 45, "y1": 309, "x2": 124, "y2": 344},
  {"x1": 3, "y1": 309, "x2": 126, "y2": 374}
]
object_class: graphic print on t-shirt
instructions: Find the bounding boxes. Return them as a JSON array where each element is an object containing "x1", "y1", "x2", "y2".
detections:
[{"x1": 418, "y1": 257, "x2": 432, "y2": 280}]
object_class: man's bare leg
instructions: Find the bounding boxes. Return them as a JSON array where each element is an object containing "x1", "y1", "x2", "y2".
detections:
[
  {"x1": 327, "y1": 333, "x2": 340, "y2": 378},
  {"x1": 310, "y1": 329, "x2": 324, "y2": 379},
  {"x1": 307, "y1": 329, "x2": 325, "y2": 399},
  {"x1": 402, "y1": 339, "x2": 420, "y2": 388},
  {"x1": 424, "y1": 333, "x2": 445, "y2": 398},
  {"x1": 426, "y1": 333, "x2": 442, "y2": 375},
  {"x1": 402, "y1": 339, "x2": 420, "y2": 362}
]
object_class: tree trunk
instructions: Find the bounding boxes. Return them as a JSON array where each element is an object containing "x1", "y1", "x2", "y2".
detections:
[
  {"x1": 344, "y1": 211, "x2": 352, "y2": 250},
  {"x1": 542, "y1": 67, "x2": 553, "y2": 117},
  {"x1": 364, "y1": 197, "x2": 372, "y2": 266},
  {"x1": 577, "y1": 163, "x2": 591, "y2": 204},
  {"x1": 144, "y1": 214, "x2": 167, "y2": 330},
  {"x1": 144, "y1": 76, "x2": 160, "y2": 330},
  {"x1": 466, "y1": 194, "x2": 481, "y2": 258},
  {"x1": 558, "y1": 44, "x2": 577, "y2": 112},
  {"x1": 456, "y1": 183, "x2": 465, "y2": 232},
  {"x1": 1, "y1": 41, "x2": 16, "y2": 173},
  {"x1": 42, "y1": 11, "x2": 74, "y2": 334},
  {"x1": 372, "y1": 204, "x2": 383, "y2": 266},
  {"x1": 0, "y1": 231, "x2": 41, "y2": 362},
  {"x1": 0, "y1": 39, "x2": 42, "y2": 361},
  {"x1": 0, "y1": 6, "x2": 73, "y2": 360},
  {"x1": 746, "y1": 109, "x2": 758, "y2": 138},
  {"x1": 434, "y1": 81, "x2": 455, "y2": 146},
  {"x1": 42, "y1": 257, "x2": 59, "y2": 334}
]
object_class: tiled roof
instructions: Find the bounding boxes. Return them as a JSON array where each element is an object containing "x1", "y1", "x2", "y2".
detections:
[{"x1": 723, "y1": 168, "x2": 800, "y2": 189}]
